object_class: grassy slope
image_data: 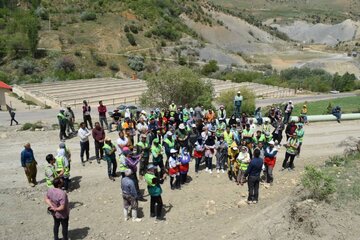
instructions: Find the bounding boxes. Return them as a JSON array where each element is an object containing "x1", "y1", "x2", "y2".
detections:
[{"x1": 293, "y1": 95, "x2": 360, "y2": 115}]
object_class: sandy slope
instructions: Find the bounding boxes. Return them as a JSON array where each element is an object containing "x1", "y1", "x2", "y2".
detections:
[{"x1": 1, "y1": 119, "x2": 360, "y2": 240}]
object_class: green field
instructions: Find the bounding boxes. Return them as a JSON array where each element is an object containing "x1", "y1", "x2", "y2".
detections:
[{"x1": 293, "y1": 96, "x2": 360, "y2": 115}]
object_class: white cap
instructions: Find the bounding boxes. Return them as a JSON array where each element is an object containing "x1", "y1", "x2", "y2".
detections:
[
  {"x1": 179, "y1": 123, "x2": 185, "y2": 130},
  {"x1": 170, "y1": 149, "x2": 177, "y2": 153},
  {"x1": 237, "y1": 91, "x2": 241, "y2": 94},
  {"x1": 268, "y1": 140, "x2": 275, "y2": 145},
  {"x1": 166, "y1": 131, "x2": 173, "y2": 136},
  {"x1": 289, "y1": 100, "x2": 292, "y2": 104},
  {"x1": 191, "y1": 124, "x2": 196, "y2": 128}
]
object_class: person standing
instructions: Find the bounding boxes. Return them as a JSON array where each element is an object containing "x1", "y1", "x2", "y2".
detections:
[
  {"x1": 92, "y1": 122, "x2": 105, "y2": 164},
  {"x1": 44, "y1": 178, "x2": 70, "y2": 240},
  {"x1": 204, "y1": 130, "x2": 216, "y2": 174},
  {"x1": 57, "y1": 109, "x2": 68, "y2": 141},
  {"x1": 103, "y1": 137, "x2": 117, "y2": 181},
  {"x1": 151, "y1": 138, "x2": 164, "y2": 174},
  {"x1": 236, "y1": 146, "x2": 251, "y2": 185},
  {"x1": 283, "y1": 100, "x2": 294, "y2": 124},
  {"x1": 65, "y1": 106, "x2": 76, "y2": 136},
  {"x1": 78, "y1": 122, "x2": 91, "y2": 166},
  {"x1": 55, "y1": 148, "x2": 70, "y2": 192},
  {"x1": 121, "y1": 169, "x2": 142, "y2": 222},
  {"x1": 9, "y1": 108, "x2": 19, "y2": 126},
  {"x1": 21, "y1": 143, "x2": 37, "y2": 187},
  {"x1": 282, "y1": 133, "x2": 299, "y2": 170},
  {"x1": 168, "y1": 149, "x2": 180, "y2": 190},
  {"x1": 244, "y1": 148, "x2": 263, "y2": 204},
  {"x1": 263, "y1": 140, "x2": 278, "y2": 185},
  {"x1": 193, "y1": 137, "x2": 204, "y2": 174},
  {"x1": 295, "y1": 123, "x2": 305, "y2": 157},
  {"x1": 285, "y1": 120, "x2": 297, "y2": 141},
  {"x1": 136, "y1": 134, "x2": 150, "y2": 176},
  {"x1": 234, "y1": 91, "x2": 243, "y2": 118},
  {"x1": 45, "y1": 154, "x2": 58, "y2": 188},
  {"x1": 97, "y1": 101, "x2": 108, "y2": 130},
  {"x1": 217, "y1": 105, "x2": 227, "y2": 124},
  {"x1": 82, "y1": 100, "x2": 93, "y2": 129},
  {"x1": 254, "y1": 107, "x2": 263, "y2": 125},
  {"x1": 179, "y1": 148, "x2": 191, "y2": 184},
  {"x1": 145, "y1": 164, "x2": 165, "y2": 220},
  {"x1": 215, "y1": 135, "x2": 228, "y2": 174}
]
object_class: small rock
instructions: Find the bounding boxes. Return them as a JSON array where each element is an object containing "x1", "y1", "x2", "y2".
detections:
[
  {"x1": 20, "y1": 221, "x2": 24, "y2": 224},
  {"x1": 237, "y1": 200, "x2": 247, "y2": 208},
  {"x1": 231, "y1": 231, "x2": 237, "y2": 235}
]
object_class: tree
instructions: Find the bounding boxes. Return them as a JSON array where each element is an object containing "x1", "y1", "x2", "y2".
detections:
[
  {"x1": 216, "y1": 88, "x2": 255, "y2": 115},
  {"x1": 201, "y1": 60, "x2": 219, "y2": 76},
  {"x1": 26, "y1": 15, "x2": 39, "y2": 57},
  {"x1": 126, "y1": 33, "x2": 137, "y2": 46},
  {"x1": 140, "y1": 67, "x2": 214, "y2": 108}
]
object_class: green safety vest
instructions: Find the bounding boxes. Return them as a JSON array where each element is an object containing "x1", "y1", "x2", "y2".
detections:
[
  {"x1": 57, "y1": 112, "x2": 65, "y2": 120},
  {"x1": 164, "y1": 138, "x2": 175, "y2": 149},
  {"x1": 223, "y1": 131, "x2": 233, "y2": 145},
  {"x1": 55, "y1": 156, "x2": 69, "y2": 177},
  {"x1": 169, "y1": 105, "x2": 177, "y2": 112},
  {"x1": 137, "y1": 141, "x2": 150, "y2": 157},
  {"x1": 151, "y1": 144, "x2": 162, "y2": 158},
  {"x1": 253, "y1": 134, "x2": 265, "y2": 144},
  {"x1": 296, "y1": 129, "x2": 304, "y2": 143},
  {"x1": 45, "y1": 165, "x2": 58, "y2": 188},
  {"x1": 237, "y1": 153, "x2": 250, "y2": 171},
  {"x1": 144, "y1": 173, "x2": 162, "y2": 196},
  {"x1": 118, "y1": 154, "x2": 128, "y2": 172},
  {"x1": 286, "y1": 138, "x2": 298, "y2": 155}
]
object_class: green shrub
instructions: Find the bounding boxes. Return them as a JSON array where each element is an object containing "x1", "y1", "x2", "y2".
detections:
[
  {"x1": 301, "y1": 165, "x2": 336, "y2": 201},
  {"x1": 109, "y1": 62, "x2": 119, "y2": 71},
  {"x1": 129, "y1": 25, "x2": 139, "y2": 34},
  {"x1": 126, "y1": 33, "x2": 137, "y2": 46},
  {"x1": 55, "y1": 57, "x2": 75, "y2": 73},
  {"x1": 18, "y1": 59, "x2": 36, "y2": 75},
  {"x1": 21, "y1": 123, "x2": 33, "y2": 131},
  {"x1": 178, "y1": 56, "x2": 187, "y2": 66},
  {"x1": 0, "y1": 71, "x2": 10, "y2": 84},
  {"x1": 91, "y1": 52, "x2": 106, "y2": 67},
  {"x1": 124, "y1": 25, "x2": 130, "y2": 32},
  {"x1": 35, "y1": 6, "x2": 49, "y2": 20},
  {"x1": 201, "y1": 60, "x2": 219, "y2": 76},
  {"x1": 128, "y1": 55, "x2": 144, "y2": 71},
  {"x1": 80, "y1": 11, "x2": 97, "y2": 21}
]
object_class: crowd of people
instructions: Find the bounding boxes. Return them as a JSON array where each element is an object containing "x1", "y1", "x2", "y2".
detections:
[{"x1": 20, "y1": 93, "x2": 313, "y2": 240}]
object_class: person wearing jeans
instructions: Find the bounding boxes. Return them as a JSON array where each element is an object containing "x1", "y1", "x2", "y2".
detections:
[
  {"x1": 78, "y1": 122, "x2": 91, "y2": 166},
  {"x1": 244, "y1": 149, "x2": 263, "y2": 204},
  {"x1": 92, "y1": 122, "x2": 105, "y2": 163},
  {"x1": 103, "y1": 137, "x2": 117, "y2": 181},
  {"x1": 82, "y1": 100, "x2": 93, "y2": 129},
  {"x1": 145, "y1": 164, "x2": 164, "y2": 220},
  {"x1": 44, "y1": 178, "x2": 70, "y2": 240},
  {"x1": 98, "y1": 101, "x2": 108, "y2": 129},
  {"x1": 282, "y1": 133, "x2": 299, "y2": 170}
]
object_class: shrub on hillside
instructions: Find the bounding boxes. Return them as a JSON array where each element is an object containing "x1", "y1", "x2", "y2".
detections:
[
  {"x1": 109, "y1": 62, "x2": 119, "y2": 71},
  {"x1": 216, "y1": 88, "x2": 255, "y2": 116},
  {"x1": 301, "y1": 165, "x2": 336, "y2": 201},
  {"x1": 126, "y1": 33, "x2": 137, "y2": 46},
  {"x1": 18, "y1": 59, "x2": 36, "y2": 75},
  {"x1": 55, "y1": 57, "x2": 75, "y2": 73},
  {"x1": 201, "y1": 60, "x2": 219, "y2": 76},
  {"x1": 129, "y1": 25, "x2": 139, "y2": 34},
  {"x1": 80, "y1": 11, "x2": 97, "y2": 21},
  {"x1": 35, "y1": 6, "x2": 49, "y2": 20},
  {"x1": 128, "y1": 55, "x2": 144, "y2": 72}
]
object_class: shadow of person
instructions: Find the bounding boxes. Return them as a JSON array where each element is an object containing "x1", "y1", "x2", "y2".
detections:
[
  {"x1": 69, "y1": 176, "x2": 82, "y2": 192},
  {"x1": 37, "y1": 178, "x2": 46, "y2": 185},
  {"x1": 69, "y1": 227, "x2": 90, "y2": 240},
  {"x1": 186, "y1": 175, "x2": 193, "y2": 184},
  {"x1": 163, "y1": 203, "x2": 173, "y2": 216},
  {"x1": 69, "y1": 201, "x2": 84, "y2": 209}
]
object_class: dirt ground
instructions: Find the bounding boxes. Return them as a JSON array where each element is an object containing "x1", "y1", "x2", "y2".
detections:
[{"x1": 0, "y1": 120, "x2": 360, "y2": 240}]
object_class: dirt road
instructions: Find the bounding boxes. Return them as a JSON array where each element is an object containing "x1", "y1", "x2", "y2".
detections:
[{"x1": 1, "y1": 119, "x2": 359, "y2": 240}]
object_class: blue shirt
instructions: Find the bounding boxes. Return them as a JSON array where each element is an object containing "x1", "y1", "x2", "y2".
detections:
[
  {"x1": 245, "y1": 157, "x2": 263, "y2": 177},
  {"x1": 21, "y1": 148, "x2": 35, "y2": 167}
]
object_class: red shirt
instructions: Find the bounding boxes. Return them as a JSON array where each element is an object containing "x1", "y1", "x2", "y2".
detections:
[{"x1": 98, "y1": 105, "x2": 107, "y2": 117}]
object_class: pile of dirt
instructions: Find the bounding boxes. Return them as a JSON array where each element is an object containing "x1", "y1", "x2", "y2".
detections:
[{"x1": 272, "y1": 19, "x2": 360, "y2": 46}]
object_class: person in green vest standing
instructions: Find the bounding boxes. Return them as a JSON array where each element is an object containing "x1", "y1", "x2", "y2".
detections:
[
  {"x1": 163, "y1": 131, "x2": 175, "y2": 161},
  {"x1": 45, "y1": 154, "x2": 58, "y2": 188},
  {"x1": 145, "y1": 164, "x2": 165, "y2": 220},
  {"x1": 295, "y1": 123, "x2": 305, "y2": 157},
  {"x1": 55, "y1": 149, "x2": 70, "y2": 191},
  {"x1": 57, "y1": 109, "x2": 68, "y2": 141},
  {"x1": 151, "y1": 138, "x2": 164, "y2": 175},
  {"x1": 136, "y1": 134, "x2": 150, "y2": 177},
  {"x1": 282, "y1": 133, "x2": 299, "y2": 171},
  {"x1": 216, "y1": 119, "x2": 226, "y2": 139},
  {"x1": 103, "y1": 137, "x2": 117, "y2": 181}
]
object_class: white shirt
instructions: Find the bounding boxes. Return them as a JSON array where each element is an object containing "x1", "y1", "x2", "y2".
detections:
[
  {"x1": 136, "y1": 122, "x2": 148, "y2": 133},
  {"x1": 78, "y1": 128, "x2": 91, "y2": 142},
  {"x1": 116, "y1": 137, "x2": 129, "y2": 155}
]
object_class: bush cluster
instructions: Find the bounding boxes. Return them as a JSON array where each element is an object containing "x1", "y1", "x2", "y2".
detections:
[
  {"x1": 80, "y1": 11, "x2": 97, "y2": 21},
  {"x1": 55, "y1": 57, "x2": 76, "y2": 73}
]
